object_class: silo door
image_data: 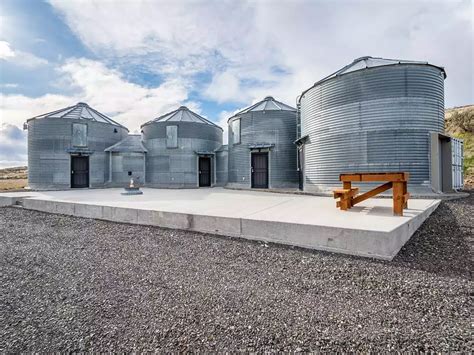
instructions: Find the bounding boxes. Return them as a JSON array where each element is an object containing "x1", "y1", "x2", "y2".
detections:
[
  {"x1": 251, "y1": 152, "x2": 268, "y2": 188},
  {"x1": 199, "y1": 157, "x2": 211, "y2": 187},
  {"x1": 71, "y1": 156, "x2": 89, "y2": 188},
  {"x1": 298, "y1": 148, "x2": 304, "y2": 190}
]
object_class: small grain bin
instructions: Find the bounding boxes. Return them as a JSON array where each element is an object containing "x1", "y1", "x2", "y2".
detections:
[
  {"x1": 298, "y1": 56, "x2": 446, "y2": 193},
  {"x1": 26, "y1": 102, "x2": 128, "y2": 189},
  {"x1": 105, "y1": 134, "x2": 148, "y2": 186},
  {"x1": 227, "y1": 96, "x2": 298, "y2": 189},
  {"x1": 141, "y1": 106, "x2": 223, "y2": 188}
]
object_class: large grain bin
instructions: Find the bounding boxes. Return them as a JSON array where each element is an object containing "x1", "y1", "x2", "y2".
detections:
[
  {"x1": 298, "y1": 56, "x2": 446, "y2": 193},
  {"x1": 227, "y1": 96, "x2": 298, "y2": 189},
  {"x1": 141, "y1": 106, "x2": 223, "y2": 188},
  {"x1": 26, "y1": 102, "x2": 128, "y2": 190}
]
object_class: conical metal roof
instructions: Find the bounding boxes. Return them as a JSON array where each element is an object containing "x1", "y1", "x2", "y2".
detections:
[
  {"x1": 324, "y1": 56, "x2": 446, "y2": 80},
  {"x1": 229, "y1": 96, "x2": 296, "y2": 121},
  {"x1": 300, "y1": 56, "x2": 447, "y2": 101},
  {"x1": 26, "y1": 102, "x2": 127, "y2": 129},
  {"x1": 142, "y1": 106, "x2": 222, "y2": 129}
]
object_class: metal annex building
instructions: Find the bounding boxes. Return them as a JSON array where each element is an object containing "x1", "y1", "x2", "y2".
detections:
[
  {"x1": 141, "y1": 106, "x2": 224, "y2": 188},
  {"x1": 297, "y1": 56, "x2": 453, "y2": 193},
  {"x1": 227, "y1": 96, "x2": 298, "y2": 189},
  {"x1": 26, "y1": 102, "x2": 128, "y2": 190},
  {"x1": 105, "y1": 134, "x2": 148, "y2": 186}
]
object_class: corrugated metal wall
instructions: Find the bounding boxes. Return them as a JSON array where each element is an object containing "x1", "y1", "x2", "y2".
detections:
[
  {"x1": 28, "y1": 118, "x2": 128, "y2": 189},
  {"x1": 142, "y1": 121, "x2": 222, "y2": 188},
  {"x1": 300, "y1": 64, "x2": 445, "y2": 192},
  {"x1": 215, "y1": 146, "x2": 228, "y2": 186},
  {"x1": 451, "y1": 138, "x2": 464, "y2": 190},
  {"x1": 110, "y1": 152, "x2": 146, "y2": 186},
  {"x1": 228, "y1": 111, "x2": 298, "y2": 188}
]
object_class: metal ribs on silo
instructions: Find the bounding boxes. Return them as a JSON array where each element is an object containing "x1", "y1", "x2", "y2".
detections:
[{"x1": 300, "y1": 63, "x2": 445, "y2": 192}]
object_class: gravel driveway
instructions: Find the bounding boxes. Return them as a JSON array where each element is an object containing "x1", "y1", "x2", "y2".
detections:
[{"x1": 0, "y1": 193, "x2": 472, "y2": 352}]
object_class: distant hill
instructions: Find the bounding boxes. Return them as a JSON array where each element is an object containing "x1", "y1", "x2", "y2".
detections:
[
  {"x1": 445, "y1": 104, "x2": 473, "y2": 188},
  {"x1": 0, "y1": 166, "x2": 27, "y2": 180}
]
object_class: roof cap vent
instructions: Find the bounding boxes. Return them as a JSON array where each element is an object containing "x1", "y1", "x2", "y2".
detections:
[
  {"x1": 77, "y1": 102, "x2": 88, "y2": 106},
  {"x1": 353, "y1": 56, "x2": 372, "y2": 62},
  {"x1": 264, "y1": 96, "x2": 274, "y2": 101},
  {"x1": 178, "y1": 105, "x2": 188, "y2": 110}
]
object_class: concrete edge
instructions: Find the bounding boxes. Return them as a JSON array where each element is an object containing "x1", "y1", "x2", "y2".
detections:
[{"x1": 1, "y1": 195, "x2": 441, "y2": 261}]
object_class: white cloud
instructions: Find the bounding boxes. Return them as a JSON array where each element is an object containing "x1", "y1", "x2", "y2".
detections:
[
  {"x1": 0, "y1": 40, "x2": 48, "y2": 68},
  {"x1": 48, "y1": 0, "x2": 473, "y2": 108},
  {"x1": 0, "y1": 41, "x2": 15, "y2": 58},
  {"x1": 0, "y1": 57, "x2": 191, "y2": 132},
  {"x1": 0, "y1": 123, "x2": 27, "y2": 168}
]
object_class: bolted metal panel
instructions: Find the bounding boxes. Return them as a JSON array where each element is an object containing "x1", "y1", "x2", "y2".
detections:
[
  {"x1": 299, "y1": 63, "x2": 445, "y2": 192},
  {"x1": 142, "y1": 121, "x2": 222, "y2": 188},
  {"x1": 28, "y1": 117, "x2": 128, "y2": 190},
  {"x1": 228, "y1": 110, "x2": 299, "y2": 188}
]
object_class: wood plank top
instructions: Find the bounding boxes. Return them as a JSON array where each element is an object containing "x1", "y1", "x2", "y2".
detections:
[{"x1": 340, "y1": 172, "x2": 409, "y2": 182}]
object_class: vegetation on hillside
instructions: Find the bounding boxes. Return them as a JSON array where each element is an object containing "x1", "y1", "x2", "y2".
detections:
[{"x1": 445, "y1": 105, "x2": 473, "y2": 187}]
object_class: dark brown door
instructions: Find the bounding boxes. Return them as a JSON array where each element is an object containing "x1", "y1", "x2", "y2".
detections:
[
  {"x1": 298, "y1": 148, "x2": 304, "y2": 190},
  {"x1": 199, "y1": 157, "x2": 211, "y2": 187},
  {"x1": 71, "y1": 156, "x2": 89, "y2": 188},
  {"x1": 251, "y1": 152, "x2": 268, "y2": 188}
]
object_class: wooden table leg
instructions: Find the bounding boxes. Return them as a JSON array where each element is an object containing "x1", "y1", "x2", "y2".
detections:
[
  {"x1": 343, "y1": 181, "x2": 352, "y2": 207},
  {"x1": 403, "y1": 181, "x2": 408, "y2": 208},
  {"x1": 393, "y1": 181, "x2": 404, "y2": 216}
]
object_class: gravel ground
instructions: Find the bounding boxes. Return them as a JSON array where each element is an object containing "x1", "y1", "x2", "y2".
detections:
[{"x1": 0, "y1": 193, "x2": 472, "y2": 352}]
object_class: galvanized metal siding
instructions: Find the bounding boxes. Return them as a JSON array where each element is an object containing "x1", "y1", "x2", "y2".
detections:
[
  {"x1": 300, "y1": 64, "x2": 445, "y2": 191},
  {"x1": 28, "y1": 118, "x2": 128, "y2": 189},
  {"x1": 215, "y1": 147, "x2": 228, "y2": 186},
  {"x1": 110, "y1": 152, "x2": 146, "y2": 186},
  {"x1": 142, "y1": 121, "x2": 222, "y2": 188},
  {"x1": 228, "y1": 111, "x2": 298, "y2": 188}
]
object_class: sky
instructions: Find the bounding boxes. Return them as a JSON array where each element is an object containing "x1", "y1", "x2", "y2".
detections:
[{"x1": 0, "y1": 0, "x2": 473, "y2": 168}]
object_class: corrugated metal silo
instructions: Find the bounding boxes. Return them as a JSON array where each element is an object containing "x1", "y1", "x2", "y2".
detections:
[
  {"x1": 227, "y1": 96, "x2": 298, "y2": 189},
  {"x1": 141, "y1": 106, "x2": 223, "y2": 188},
  {"x1": 26, "y1": 102, "x2": 128, "y2": 190},
  {"x1": 298, "y1": 56, "x2": 446, "y2": 192}
]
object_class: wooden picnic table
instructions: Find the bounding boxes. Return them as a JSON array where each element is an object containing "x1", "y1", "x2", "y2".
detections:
[{"x1": 333, "y1": 172, "x2": 410, "y2": 216}]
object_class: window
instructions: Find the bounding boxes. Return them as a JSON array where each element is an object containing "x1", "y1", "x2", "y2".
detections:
[
  {"x1": 232, "y1": 119, "x2": 241, "y2": 144},
  {"x1": 72, "y1": 123, "x2": 87, "y2": 147},
  {"x1": 166, "y1": 125, "x2": 178, "y2": 148}
]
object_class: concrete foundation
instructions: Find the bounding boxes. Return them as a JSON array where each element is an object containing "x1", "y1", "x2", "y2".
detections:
[{"x1": 0, "y1": 188, "x2": 440, "y2": 260}]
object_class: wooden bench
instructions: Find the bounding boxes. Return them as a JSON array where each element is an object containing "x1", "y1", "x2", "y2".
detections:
[{"x1": 333, "y1": 172, "x2": 410, "y2": 216}]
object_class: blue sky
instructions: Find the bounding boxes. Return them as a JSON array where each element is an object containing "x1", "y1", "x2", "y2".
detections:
[{"x1": 0, "y1": 0, "x2": 473, "y2": 167}]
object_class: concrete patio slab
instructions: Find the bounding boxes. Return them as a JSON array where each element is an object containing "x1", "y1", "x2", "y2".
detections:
[{"x1": 0, "y1": 188, "x2": 440, "y2": 260}]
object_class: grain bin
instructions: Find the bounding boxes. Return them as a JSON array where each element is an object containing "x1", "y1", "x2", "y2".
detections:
[
  {"x1": 26, "y1": 102, "x2": 128, "y2": 190},
  {"x1": 298, "y1": 56, "x2": 446, "y2": 193},
  {"x1": 141, "y1": 106, "x2": 223, "y2": 188},
  {"x1": 227, "y1": 96, "x2": 298, "y2": 189}
]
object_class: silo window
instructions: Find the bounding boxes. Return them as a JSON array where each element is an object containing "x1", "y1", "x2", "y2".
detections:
[
  {"x1": 72, "y1": 123, "x2": 87, "y2": 147},
  {"x1": 166, "y1": 125, "x2": 178, "y2": 148},
  {"x1": 232, "y1": 119, "x2": 241, "y2": 144}
]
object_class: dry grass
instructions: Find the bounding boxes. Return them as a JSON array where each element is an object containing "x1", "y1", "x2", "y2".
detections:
[{"x1": 0, "y1": 179, "x2": 28, "y2": 191}]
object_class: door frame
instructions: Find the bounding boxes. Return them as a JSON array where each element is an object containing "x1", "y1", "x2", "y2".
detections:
[
  {"x1": 198, "y1": 156, "x2": 212, "y2": 187},
  {"x1": 250, "y1": 150, "x2": 269, "y2": 189},
  {"x1": 70, "y1": 154, "x2": 90, "y2": 188}
]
